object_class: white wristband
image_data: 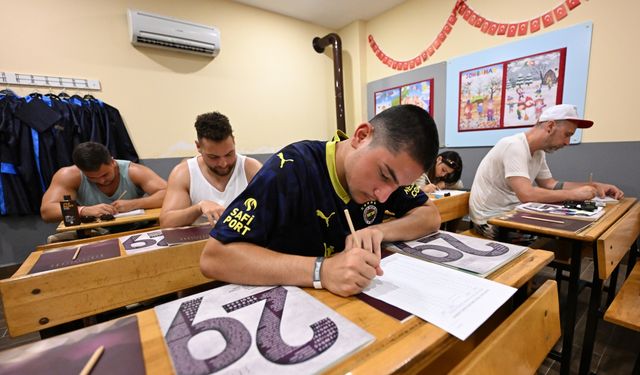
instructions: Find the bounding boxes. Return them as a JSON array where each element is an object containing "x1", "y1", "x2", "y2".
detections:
[{"x1": 313, "y1": 256, "x2": 324, "y2": 289}]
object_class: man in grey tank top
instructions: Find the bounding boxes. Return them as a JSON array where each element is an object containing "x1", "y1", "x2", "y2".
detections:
[
  {"x1": 40, "y1": 142, "x2": 167, "y2": 222},
  {"x1": 159, "y1": 111, "x2": 261, "y2": 228}
]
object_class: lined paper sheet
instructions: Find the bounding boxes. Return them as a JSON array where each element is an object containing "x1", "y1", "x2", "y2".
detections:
[{"x1": 363, "y1": 254, "x2": 516, "y2": 340}]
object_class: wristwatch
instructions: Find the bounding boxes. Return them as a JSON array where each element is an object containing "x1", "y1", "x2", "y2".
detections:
[{"x1": 313, "y1": 256, "x2": 324, "y2": 289}]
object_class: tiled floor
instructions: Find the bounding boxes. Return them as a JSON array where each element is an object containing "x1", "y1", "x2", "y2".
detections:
[{"x1": 0, "y1": 260, "x2": 638, "y2": 374}]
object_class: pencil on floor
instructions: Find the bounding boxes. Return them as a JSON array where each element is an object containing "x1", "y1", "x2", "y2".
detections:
[{"x1": 79, "y1": 345, "x2": 104, "y2": 375}]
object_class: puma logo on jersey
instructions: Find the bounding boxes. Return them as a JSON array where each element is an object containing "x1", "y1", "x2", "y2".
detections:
[
  {"x1": 316, "y1": 210, "x2": 335, "y2": 227},
  {"x1": 277, "y1": 152, "x2": 294, "y2": 168},
  {"x1": 323, "y1": 242, "x2": 336, "y2": 257},
  {"x1": 243, "y1": 198, "x2": 257, "y2": 211}
]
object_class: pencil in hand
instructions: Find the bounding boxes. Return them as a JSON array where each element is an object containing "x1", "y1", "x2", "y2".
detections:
[
  {"x1": 343, "y1": 209, "x2": 361, "y2": 248},
  {"x1": 79, "y1": 345, "x2": 104, "y2": 375},
  {"x1": 115, "y1": 190, "x2": 128, "y2": 201}
]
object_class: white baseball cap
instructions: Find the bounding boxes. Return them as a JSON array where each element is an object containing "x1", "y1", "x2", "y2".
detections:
[{"x1": 538, "y1": 104, "x2": 593, "y2": 128}]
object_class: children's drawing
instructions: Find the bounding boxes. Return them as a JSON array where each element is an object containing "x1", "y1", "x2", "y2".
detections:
[
  {"x1": 504, "y1": 49, "x2": 565, "y2": 127},
  {"x1": 458, "y1": 63, "x2": 503, "y2": 131}
]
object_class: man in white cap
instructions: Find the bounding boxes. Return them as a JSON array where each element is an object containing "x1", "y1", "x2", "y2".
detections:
[{"x1": 469, "y1": 104, "x2": 624, "y2": 240}]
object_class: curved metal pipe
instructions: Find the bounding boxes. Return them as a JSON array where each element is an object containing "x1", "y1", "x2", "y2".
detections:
[{"x1": 313, "y1": 33, "x2": 346, "y2": 133}]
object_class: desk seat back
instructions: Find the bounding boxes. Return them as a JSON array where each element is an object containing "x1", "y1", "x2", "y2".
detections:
[
  {"x1": 450, "y1": 280, "x2": 560, "y2": 375},
  {"x1": 596, "y1": 202, "x2": 640, "y2": 280}
]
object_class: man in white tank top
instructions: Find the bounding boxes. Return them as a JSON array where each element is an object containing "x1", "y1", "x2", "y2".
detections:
[{"x1": 160, "y1": 112, "x2": 262, "y2": 228}]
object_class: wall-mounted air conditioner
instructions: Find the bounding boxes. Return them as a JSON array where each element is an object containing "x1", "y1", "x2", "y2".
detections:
[{"x1": 127, "y1": 9, "x2": 220, "y2": 58}]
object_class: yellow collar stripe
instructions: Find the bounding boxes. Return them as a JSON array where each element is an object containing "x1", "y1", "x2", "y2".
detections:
[{"x1": 326, "y1": 131, "x2": 350, "y2": 204}]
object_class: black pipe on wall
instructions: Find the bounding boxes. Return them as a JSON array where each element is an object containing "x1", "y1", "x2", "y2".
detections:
[{"x1": 313, "y1": 33, "x2": 346, "y2": 133}]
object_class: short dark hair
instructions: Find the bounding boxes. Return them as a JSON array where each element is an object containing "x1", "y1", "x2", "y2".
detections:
[
  {"x1": 439, "y1": 151, "x2": 463, "y2": 183},
  {"x1": 195, "y1": 112, "x2": 233, "y2": 142},
  {"x1": 72, "y1": 142, "x2": 112, "y2": 171},
  {"x1": 369, "y1": 104, "x2": 439, "y2": 173}
]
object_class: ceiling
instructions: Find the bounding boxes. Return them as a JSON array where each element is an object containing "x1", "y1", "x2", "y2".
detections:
[{"x1": 231, "y1": 0, "x2": 408, "y2": 29}]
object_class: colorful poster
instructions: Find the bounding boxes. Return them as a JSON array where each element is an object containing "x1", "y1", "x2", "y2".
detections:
[
  {"x1": 504, "y1": 49, "x2": 565, "y2": 127},
  {"x1": 155, "y1": 284, "x2": 373, "y2": 374},
  {"x1": 458, "y1": 63, "x2": 503, "y2": 131},
  {"x1": 400, "y1": 79, "x2": 433, "y2": 115},
  {"x1": 374, "y1": 87, "x2": 400, "y2": 115}
]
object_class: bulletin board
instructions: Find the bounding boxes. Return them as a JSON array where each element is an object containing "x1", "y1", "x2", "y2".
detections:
[
  {"x1": 367, "y1": 61, "x2": 447, "y2": 147},
  {"x1": 445, "y1": 21, "x2": 593, "y2": 147}
]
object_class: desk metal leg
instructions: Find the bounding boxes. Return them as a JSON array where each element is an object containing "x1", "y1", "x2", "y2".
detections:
[
  {"x1": 560, "y1": 242, "x2": 582, "y2": 375},
  {"x1": 579, "y1": 265, "x2": 602, "y2": 375}
]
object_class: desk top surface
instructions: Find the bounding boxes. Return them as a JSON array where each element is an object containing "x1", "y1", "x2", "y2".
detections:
[
  {"x1": 56, "y1": 208, "x2": 161, "y2": 233},
  {"x1": 120, "y1": 247, "x2": 556, "y2": 374},
  {"x1": 488, "y1": 197, "x2": 637, "y2": 242}
]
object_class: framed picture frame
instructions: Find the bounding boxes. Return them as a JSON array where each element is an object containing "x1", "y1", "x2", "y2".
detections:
[
  {"x1": 503, "y1": 48, "x2": 566, "y2": 127},
  {"x1": 458, "y1": 63, "x2": 503, "y2": 132},
  {"x1": 374, "y1": 87, "x2": 400, "y2": 115},
  {"x1": 400, "y1": 78, "x2": 434, "y2": 116}
]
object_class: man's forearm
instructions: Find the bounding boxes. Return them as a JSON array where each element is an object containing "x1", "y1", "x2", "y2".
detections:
[
  {"x1": 160, "y1": 204, "x2": 202, "y2": 228},
  {"x1": 200, "y1": 240, "x2": 315, "y2": 287}
]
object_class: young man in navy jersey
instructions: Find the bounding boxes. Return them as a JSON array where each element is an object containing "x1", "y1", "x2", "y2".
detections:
[{"x1": 200, "y1": 105, "x2": 441, "y2": 297}]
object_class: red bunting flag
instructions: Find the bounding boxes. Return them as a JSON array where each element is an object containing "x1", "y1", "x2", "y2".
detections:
[
  {"x1": 427, "y1": 46, "x2": 435, "y2": 56},
  {"x1": 480, "y1": 20, "x2": 490, "y2": 33},
  {"x1": 392, "y1": 60, "x2": 398, "y2": 69},
  {"x1": 382, "y1": 56, "x2": 389, "y2": 65},
  {"x1": 414, "y1": 56, "x2": 422, "y2": 65},
  {"x1": 438, "y1": 32, "x2": 447, "y2": 42},
  {"x1": 458, "y1": 3, "x2": 467, "y2": 15},
  {"x1": 506, "y1": 24, "x2": 518, "y2": 37},
  {"x1": 518, "y1": 21, "x2": 528, "y2": 36},
  {"x1": 448, "y1": 13, "x2": 457, "y2": 25},
  {"x1": 444, "y1": 23, "x2": 453, "y2": 34},
  {"x1": 421, "y1": 51, "x2": 428, "y2": 61},
  {"x1": 468, "y1": 12, "x2": 477, "y2": 24},
  {"x1": 487, "y1": 22, "x2": 498, "y2": 35},
  {"x1": 497, "y1": 23, "x2": 508, "y2": 35},
  {"x1": 474, "y1": 16, "x2": 485, "y2": 27},
  {"x1": 409, "y1": 60, "x2": 415, "y2": 69},
  {"x1": 433, "y1": 39, "x2": 442, "y2": 49},
  {"x1": 401, "y1": 62, "x2": 409, "y2": 70},
  {"x1": 566, "y1": 0, "x2": 581, "y2": 10},
  {"x1": 542, "y1": 11, "x2": 555, "y2": 27},
  {"x1": 554, "y1": 4, "x2": 568, "y2": 20},
  {"x1": 530, "y1": 17, "x2": 541, "y2": 33}
]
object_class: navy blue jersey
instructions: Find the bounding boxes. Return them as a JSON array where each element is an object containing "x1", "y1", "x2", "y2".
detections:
[{"x1": 211, "y1": 134, "x2": 428, "y2": 257}]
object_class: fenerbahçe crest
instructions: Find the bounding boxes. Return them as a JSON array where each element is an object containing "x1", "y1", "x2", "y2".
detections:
[
  {"x1": 361, "y1": 201, "x2": 378, "y2": 225},
  {"x1": 222, "y1": 198, "x2": 257, "y2": 236}
]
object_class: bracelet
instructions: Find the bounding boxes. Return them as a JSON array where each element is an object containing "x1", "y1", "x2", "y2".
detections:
[{"x1": 313, "y1": 256, "x2": 324, "y2": 289}]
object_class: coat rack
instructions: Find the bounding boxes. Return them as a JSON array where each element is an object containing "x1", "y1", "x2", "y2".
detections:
[{"x1": 0, "y1": 72, "x2": 101, "y2": 91}]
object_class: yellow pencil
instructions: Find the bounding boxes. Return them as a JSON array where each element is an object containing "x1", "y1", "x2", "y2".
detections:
[
  {"x1": 72, "y1": 246, "x2": 81, "y2": 261},
  {"x1": 343, "y1": 209, "x2": 361, "y2": 246},
  {"x1": 115, "y1": 190, "x2": 128, "y2": 201},
  {"x1": 79, "y1": 345, "x2": 104, "y2": 375}
]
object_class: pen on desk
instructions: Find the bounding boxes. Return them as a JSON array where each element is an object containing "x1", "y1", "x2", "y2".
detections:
[
  {"x1": 115, "y1": 190, "x2": 128, "y2": 201},
  {"x1": 79, "y1": 345, "x2": 104, "y2": 375},
  {"x1": 72, "y1": 246, "x2": 81, "y2": 261},
  {"x1": 521, "y1": 215, "x2": 565, "y2": 224},
  {"x1": 343, "y1": 209, "x2": 361, "y2": 247}
]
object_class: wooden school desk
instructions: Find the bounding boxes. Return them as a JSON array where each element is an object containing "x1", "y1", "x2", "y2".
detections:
[
  {"x1": 429, "y1": 191, "x2": 470, "y2": 223},
  {"x1": 30, "y1": 247, "x2": 555, "y2": 374},
  {"x1": 55, "y1": 208, "x2": 161, "y2": 236},
  {"x1": 0, "y1": 233, "x2": 209, "y2": 338},
  {"x1": 488, "y1": 197, "x2": 638, "y2": 375}
]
